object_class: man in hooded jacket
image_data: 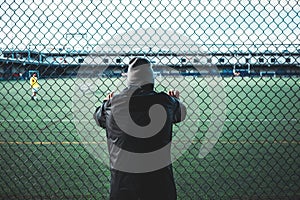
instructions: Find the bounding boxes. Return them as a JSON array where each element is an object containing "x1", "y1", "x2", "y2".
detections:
[{"x1": 94, "y1": 57, "x2": 186, "y2": 200}]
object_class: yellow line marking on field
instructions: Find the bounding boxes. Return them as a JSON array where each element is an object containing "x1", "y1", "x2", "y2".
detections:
[
  {"x1": 196, "y1": 140, "x2": 300, "y2": 144},
  {"x1": 189, "y1": 139, "x2": 300, "y2": 145},
  {"x1": 0, "y1": 140, "x2": 299, "y2": 145},
  {"x1": 0, "y1": 141, "x2": 107, "y2": 145}
]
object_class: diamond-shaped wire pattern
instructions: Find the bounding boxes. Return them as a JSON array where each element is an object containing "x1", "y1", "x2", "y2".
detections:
[{"x1": 0, "y1": 1, "x2": 300, "y2": 199}]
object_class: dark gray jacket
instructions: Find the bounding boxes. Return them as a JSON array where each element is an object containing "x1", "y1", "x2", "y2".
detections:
[{"x1": 94, "y1": 85, "x2": 186, "y2": 200}]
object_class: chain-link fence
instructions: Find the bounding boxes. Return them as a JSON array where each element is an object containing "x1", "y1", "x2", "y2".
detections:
[{"x1": 1, "y1": 1, "x2": 300, "y2": 199}]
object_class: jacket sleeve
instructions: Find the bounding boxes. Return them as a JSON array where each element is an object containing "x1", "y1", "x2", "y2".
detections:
[
  {"x1": 173, "y1": 98, "x2": 187, "y2": 124},
  {"x1": 94, "y1": 100, "x2": 109, "y2": 128}
]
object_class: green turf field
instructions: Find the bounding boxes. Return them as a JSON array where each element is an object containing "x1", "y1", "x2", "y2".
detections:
[{"x1": 0, "y1": 76, "x2": 299, "y2": 199}]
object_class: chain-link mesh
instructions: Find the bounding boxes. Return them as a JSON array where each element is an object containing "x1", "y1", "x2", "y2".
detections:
[{"x1": 1, "y1": 1, "x2": 300, "y2": 199}]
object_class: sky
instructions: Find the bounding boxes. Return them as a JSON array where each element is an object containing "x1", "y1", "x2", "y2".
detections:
[{"x1": 0, "y1": 0, "x2": 299, "y2": 53}]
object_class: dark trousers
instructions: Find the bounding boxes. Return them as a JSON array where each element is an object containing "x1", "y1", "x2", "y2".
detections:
[{"x1": 109, "y1": 167, "x2": 177, "y2": 200}]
